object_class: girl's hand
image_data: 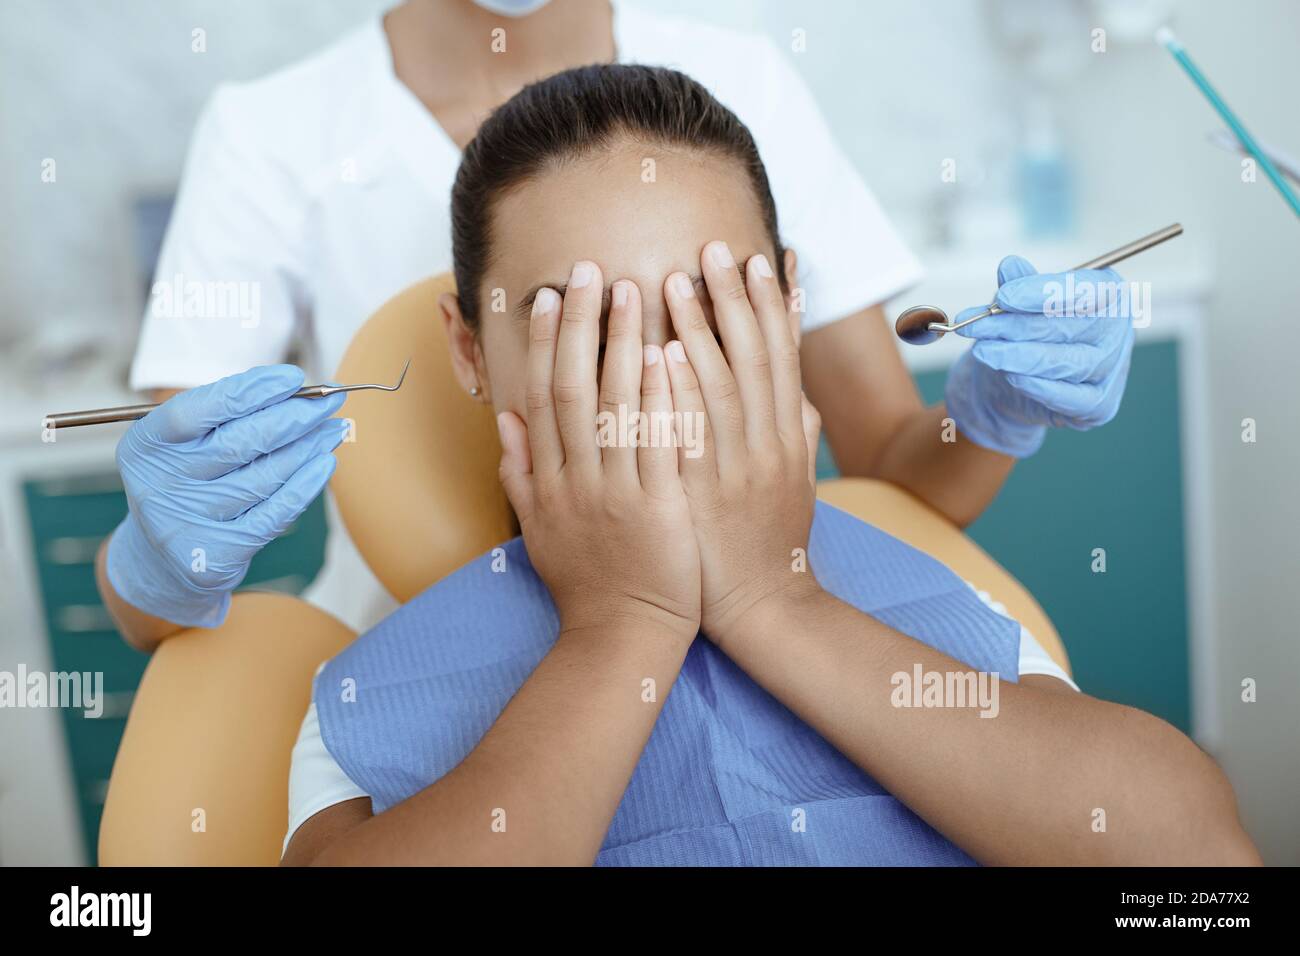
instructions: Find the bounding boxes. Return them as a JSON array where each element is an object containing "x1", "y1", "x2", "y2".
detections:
[
  {"x1": 497, "y1": 262, "x2": 701, "y2": 642},
  {"x1": 661, "y1": 241, "x2": 823, "y2": 651}
]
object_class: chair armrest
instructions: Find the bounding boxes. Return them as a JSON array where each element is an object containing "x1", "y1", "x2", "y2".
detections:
[
  {"x1": 817, "y1": 478, "x2": 1070, "y2": 676},
  {"x1": 99, "y1": 593, "x2": 355, "y2": 866}
]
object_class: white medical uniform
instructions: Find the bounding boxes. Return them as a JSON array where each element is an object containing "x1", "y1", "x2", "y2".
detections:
[
  {"x1": 281, "y1": 586, "x2": 1078, "y2": 853},
  {"x1": 129, "y1": 2, "x2": 924, "y2": 634}
]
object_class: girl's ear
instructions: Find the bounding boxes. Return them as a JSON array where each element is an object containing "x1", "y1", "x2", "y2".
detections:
[
  {"x1": 782, "y1": 248, "x2": 802, "y2": 346},
  {"x1": 439, "y1": 292, "x2": 490, "y2": 401}
]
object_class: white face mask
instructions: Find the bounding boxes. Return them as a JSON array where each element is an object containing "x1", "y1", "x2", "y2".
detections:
[{"x1": 471, "y1": 0, "x2": 553, "y2": 17}]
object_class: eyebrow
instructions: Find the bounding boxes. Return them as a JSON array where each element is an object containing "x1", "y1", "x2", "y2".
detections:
[{"x1": 512, "y1": 266, "x2": 748, "y2": 322}]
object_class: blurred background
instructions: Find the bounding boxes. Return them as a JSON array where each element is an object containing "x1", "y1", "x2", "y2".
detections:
[{"x1": 1, "y1": 0, "x2": 1296, "y2": 864}]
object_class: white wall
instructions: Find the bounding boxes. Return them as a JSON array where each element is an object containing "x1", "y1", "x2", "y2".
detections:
[
  {"x1": 0, "y1": 0, "x2": 390, "y2": 345},
  {"x1": 2, "y1": 0, "x2": 1296, "y2": 862}
]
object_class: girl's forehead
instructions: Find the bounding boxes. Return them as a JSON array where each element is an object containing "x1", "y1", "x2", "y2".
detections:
[{"x1": 488, "y1": 145, "x2": 771, "y2": 290}]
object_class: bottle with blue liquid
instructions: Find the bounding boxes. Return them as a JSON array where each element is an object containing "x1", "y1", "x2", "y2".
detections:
[{"x1": 1019, "y1": 101, "x2": 1074, "y2": 238}]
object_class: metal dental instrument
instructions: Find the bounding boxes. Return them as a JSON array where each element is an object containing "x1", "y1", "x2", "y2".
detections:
[
  {"x1": 1158, "y1": 28, "x2": 1300, "y2": 218},
  {"x1": 894, "y1": 223, "x2": 1183, "y2": 346},
  {"x1": 44, "y1": 358, "x2": 412, "y2": 429},
  {"x1": 1207, "y1": 129, "x2": 1300, "y2": 186}
]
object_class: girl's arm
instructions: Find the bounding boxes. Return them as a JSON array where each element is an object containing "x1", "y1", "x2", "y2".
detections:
[
  {"x1": 288, "y1": 621, "x2": 690, "y2": 866},
  {"x1": 711, "y1": 589, "x2": 1259, "y2": 866},
  {"x1": 660, "y1": 240, "x2": 1259, "y2": 866},
  {"x1": 286, "y1": 266, "x2": 701, "y2": 866}
]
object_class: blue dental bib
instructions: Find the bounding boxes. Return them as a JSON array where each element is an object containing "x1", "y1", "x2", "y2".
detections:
[{"x1": 316, "y1": 500, "x2": 1019, "y2": 865}]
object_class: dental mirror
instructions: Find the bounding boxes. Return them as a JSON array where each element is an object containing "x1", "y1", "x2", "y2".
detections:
[
  {"x1": 894, "y1": 223, "x2": 1183, "y2": 345},
  {"x1": 895, "y1": 305, "x2": 960, "y2": 345}
]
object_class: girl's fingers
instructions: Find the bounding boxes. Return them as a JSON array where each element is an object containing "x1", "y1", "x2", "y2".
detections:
[
  {"x1": 663, "y1": 338, "x2": 717, "y2": 493},
  {"x1": 553, "y1": 260, "x2": 603, "y2": 476},
  {"x1": 664, "y1": 269, "x2": 744, "y2": 469},
  {"x1": 524, "y1": 288, "x2": 564, "y2": 479},
  {"x1": 787, "y1": 289, "x2": 803, "y2": 348},
  {"x1": 637, "y1": 344, "x2": 680, "y2": 497},
  {"x1": 701, "y1": 240, "x2": 778, "y2": 451},
  {"x1": 801, "y1": 394, "x2": 821, "y2": 491},
  {"x1": 496, "y1": 410, "x2": 536, "y2": 525},
  {"x1": 598, "y1": 279, "x2": 643, "y2": 484},
  {"x1": 746, "y1": 252, "x2": 804, "y2": 445}
]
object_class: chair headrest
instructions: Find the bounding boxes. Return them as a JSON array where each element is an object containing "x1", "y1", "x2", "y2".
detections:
[{"x1": 331, "y1": 275, "x2": 514, "y2": 603}]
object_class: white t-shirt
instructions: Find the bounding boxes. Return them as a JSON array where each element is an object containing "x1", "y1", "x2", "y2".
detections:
[
  {"x1": 282, "y1": 585, "x2": 1079, "y2": 854},
  {"x1": 130, "y1": 3, "x2": 923, "y2": 634}
]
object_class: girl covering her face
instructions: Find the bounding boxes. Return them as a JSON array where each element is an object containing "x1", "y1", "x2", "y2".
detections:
[
  {"x1": 439, "y1": 63, "x2": 797, "y2": 421},
  {"x1": 283, "y1": 65, "x2": 1256, "y2": 867}
]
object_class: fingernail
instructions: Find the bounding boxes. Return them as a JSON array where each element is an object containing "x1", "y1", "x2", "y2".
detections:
[
  {"x1": 612, "y1": 281, "x2": 628, "y2": 308},
  {"x1": 672, "y1": 273, "x2": 695, "y2": 298},
  {"x1": 665, "y1": 340, "x2": 686, "y2": 363},
  {"x1": 752, "y1": 253, "x2": 773, "y2": 278},
  {"x1": 710, "y1": 241, "x2": 734, "y2": 268},
  {"x1": 643, "y1": 344, "x2": 662, "y2": 367},
  {"x1": 535, "y1": 287, "x2": 558, "y2": 314},
  {"x1": 570, "y1": 261, "x2": 594, "y2": 289}
]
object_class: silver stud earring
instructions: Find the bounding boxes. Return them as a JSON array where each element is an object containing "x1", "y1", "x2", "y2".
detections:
[{"x1": 469, "y1": 385, "x2": 481, "y2": 398}]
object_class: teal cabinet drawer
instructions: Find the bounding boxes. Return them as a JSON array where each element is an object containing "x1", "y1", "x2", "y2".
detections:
[
  {"x1": 61, "y1": 714, "x2": 130, "y2": 781},
  {"x1": 30, "y1": 563, "x2": 112, "y2": 608},
  {"x1": 46, "y1": 630, "x2": 148, "y2": 695},
  {"x1": 23, "y1": 476, "x2": 128, "y2": 537},
  {"x1": 926, "y1": 340, "x2": 1189, "y2": 730},
  {"x1": 60, "y1": 710, "x2": 127, "y2": 863}
]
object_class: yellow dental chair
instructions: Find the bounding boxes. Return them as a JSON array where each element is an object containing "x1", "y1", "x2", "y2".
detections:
[{"x1": 98, "y1": 274, "x2": 1068, "y2": 867}]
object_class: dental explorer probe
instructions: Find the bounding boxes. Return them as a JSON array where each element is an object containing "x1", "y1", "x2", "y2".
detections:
[
  {"x1": 894, "y1": 224, "x2": 1183, "y2": 345},
  {"x1": 44, "y1": 358, "x2": 411, "y2": 429}
]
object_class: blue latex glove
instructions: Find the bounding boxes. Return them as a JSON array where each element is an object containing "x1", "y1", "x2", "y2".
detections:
[
  {"x1": 943, "y1": 255, "x2": 1135, "y2": 458},
  {"x1": 106, "y1": 365, "x2": 348, "y2": 627}
]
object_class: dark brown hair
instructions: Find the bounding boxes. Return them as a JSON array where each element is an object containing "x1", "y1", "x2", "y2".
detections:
[{"x1": 450, "y1": 63, "x2": 785, "y2": 328}]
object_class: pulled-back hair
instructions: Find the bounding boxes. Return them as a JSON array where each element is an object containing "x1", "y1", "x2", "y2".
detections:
[{"x1": 450, "y1": 63, "x2": 785, "y2": 328}]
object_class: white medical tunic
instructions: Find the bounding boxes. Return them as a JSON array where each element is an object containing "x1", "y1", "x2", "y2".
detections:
[{"x1": 129, "y1": 2, "x2": 924, "y2": 634}]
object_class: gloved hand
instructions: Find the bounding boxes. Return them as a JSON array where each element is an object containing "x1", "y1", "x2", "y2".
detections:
[
  {"x1": 106, "y1": 365, "x2": 348, "y2": 627},
  {"x1": 943, "y1": 255, "x2": 1135, "y2": 458}
]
